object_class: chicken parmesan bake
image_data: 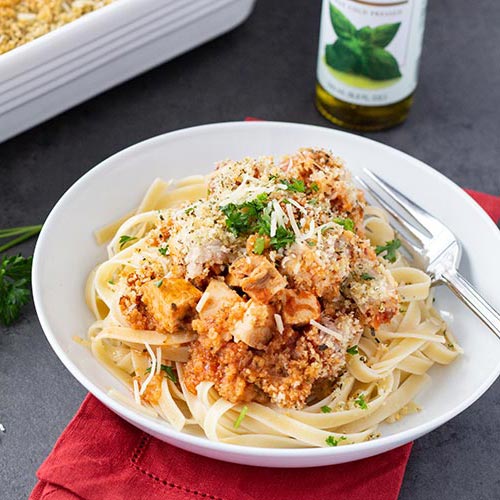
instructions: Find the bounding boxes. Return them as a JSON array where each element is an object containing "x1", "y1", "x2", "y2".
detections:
[{"x1": 84, "y1": 148, "x2": 461, "y2": 447}]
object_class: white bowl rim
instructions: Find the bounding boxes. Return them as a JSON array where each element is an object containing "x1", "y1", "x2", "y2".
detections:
[{"x1": 32, "y1": 120, "x2": 500, "y2": 460}]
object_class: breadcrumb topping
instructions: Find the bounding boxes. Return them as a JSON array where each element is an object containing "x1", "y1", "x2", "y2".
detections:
[
  {"x1": 0, "y1": 0, "x2": 114, "y2": 55},
  {"x1": 118, "y1": 148, "x2": 399, "y2": 409}
]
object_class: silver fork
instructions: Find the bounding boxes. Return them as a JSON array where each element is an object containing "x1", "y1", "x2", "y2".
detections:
[{"x1": 357, "y1": 169, "x2": 500, "y2": 340}]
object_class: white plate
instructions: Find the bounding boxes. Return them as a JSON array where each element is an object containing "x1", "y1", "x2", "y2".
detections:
[{"x1": 32, "y1": 121, "x2": 500, "y2": 467}]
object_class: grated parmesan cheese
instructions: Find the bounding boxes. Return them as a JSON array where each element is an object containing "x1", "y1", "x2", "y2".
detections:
[
  {"x1": 310, "y1": 319, "x2": 344, "y2": 341},
  {"x1": 196, "y1": 290, "x2": 210, "y2": 313},
  {"x1": 133, "y1": 379, "x2": 141, "y2": 405},
  {"x1": 156, "y1": 347, "x2": 162, "y2": 375},
  {"x1": 286, "y1": 203, "x2": 302, "y2": 239},
  {"x1": 274, "y1": 313, "x2": 284, "y2": 333},
  {"x1": 287, "y1": 198, "x2": 307, "y2": 215},
  {"x1": 140, "y1": 343, "x2": 157, "y2": 395},
  {"x1": 270, "y1": 210, "x2": 277, "y2": 237}
]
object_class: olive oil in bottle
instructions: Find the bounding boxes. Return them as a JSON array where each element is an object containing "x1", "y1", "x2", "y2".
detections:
[{"x1": 315, "y1": 0, "x2": 428, "y2": 131}]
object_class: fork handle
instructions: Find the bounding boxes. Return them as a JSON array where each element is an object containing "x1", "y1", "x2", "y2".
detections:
[{"x1": 442, "y1": 270, "x2": 500, "y2": 340}]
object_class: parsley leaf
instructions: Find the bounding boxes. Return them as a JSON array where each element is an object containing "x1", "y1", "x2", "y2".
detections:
[
  {"x1": 233, "y1": 405, "x2": 249, "y2": 429},
  {"x1": 354, "y1": 394, "x2": 368, "y2": 410},
  {"x1": 220, "y1": 194, "x2": 269, "y2": 237},
  {"x1": 320, "y1": 405, "x2": 332, "y2": 413},
  {"x1": 156, "y1": 279, "x2": 163, "y2": 288},
  {"x1": 375, "y1": 239, "x2": 401, "y2": 263},
  {"x1": 145, "y1": 364, "x2": 178, "y2": 383},
  {"x1": 162, "y1": 365, "x2": 177, "y2": 382},
  {"x1": 346, "y1": 345, "x2": 359, "y2": 355},
  {"x1": 0, "y1": 254, "x2": 33, "y2": 326},
  {"x1": 185, "y1": 207, "x2": 195, "y2": 215},
  {"x1": 253, "y1": 237, "x2": 266, "y2": 255},
  {"x1": 158, "y1": 245, "x2": 169, "y2": 256},
  {"x1": 333, "y1": 217, "x2": 355, "y2": 232},
  {"x1": 310, "y1": 182, "x2": 319, "y2": 192},
  {"x1": 280, "y1": 178, "x2": 306, "y2": 193},
  {"x1": 270, "y1": 226, "x2": 295, "y2": 250},
  {"x1": 119, "y1": 235, "x2": 137, "y2": 249},
  {"x1": 325, "y1": 435, "x2": 347, "y2": 447},
  {"x1": 360, "y1": 273, "x2": 374, "y2": 280}
]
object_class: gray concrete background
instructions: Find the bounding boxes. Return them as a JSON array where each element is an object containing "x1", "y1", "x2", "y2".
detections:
[{"x1": 1, "y1": 0, "x2": 499, "y2": 498}]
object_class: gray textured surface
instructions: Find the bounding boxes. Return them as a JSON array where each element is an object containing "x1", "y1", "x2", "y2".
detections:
[{"x1": 1, "y1": 0, "x2": 499, "y2": 498}]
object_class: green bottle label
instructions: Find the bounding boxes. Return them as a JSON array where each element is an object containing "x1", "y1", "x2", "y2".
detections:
[{"x1": 317, "y1": 0, "x2": 427, "y2": 106}]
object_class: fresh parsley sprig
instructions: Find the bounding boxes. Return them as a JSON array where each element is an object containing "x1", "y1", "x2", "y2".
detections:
[
  {"x1": 0, "y1": 224, "x2": 42, "y2": 326},
  {"x1": 0, "y1": 254, "x2": 33, "y2": 326},
  {"x1": 375, "y1": 238, "x2": 401, "y2": 263}
]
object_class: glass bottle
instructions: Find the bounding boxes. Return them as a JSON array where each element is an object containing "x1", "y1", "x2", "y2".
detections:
[{"x1": 315, "y1": 0, "x2": 428, "y2": 131}]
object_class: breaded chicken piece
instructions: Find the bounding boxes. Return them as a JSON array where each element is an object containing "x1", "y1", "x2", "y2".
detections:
[
  {"x1": 227, "y1": 255, "x2": 287, "y2": 303},
  {"x1": 141, "y1": 278, "x2": 201, "y2": 333},
  {"x1": 281, "y1": 289, "x2": 321, "y2": 326},
  {"x1": 192, "y1": 279, "x2": 246, "y2": 350},
  {"x1": 233, "y1": 301, "x2": 276, "y2": 349}
]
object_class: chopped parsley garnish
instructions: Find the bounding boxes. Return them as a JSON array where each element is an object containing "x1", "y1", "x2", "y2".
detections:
[
  {"x1": 145, "y1": 364, "x2": 178, "y2": 382},
  {"x1": 333, "y1": 217, "x2": 355, "y2": 232},
  {"x1": 281, "y1": 178, "x2": 306, "y2": 193},
  {"x1": 155, "y1": 279, "x2": 163, "y2": 288},
  {"x1": 158, "y1": 245, "x2": 169, "y2": 256},
  {"x1": 307, "y1": 240, "x2": 316, "y2": 247},
  {"x1": 375, "y1": 239, "x2": 401, "y2": 263},
  {"x1": 233, "y1": 405, "x2": 249, "y2": 429},
  {"x1": 270, "y1": 226, "x2": 295, "y2": 250},
  {"x1": 0, "y1": 254, "x2": 32, "y2": 326},
  {"x1": 320, "y1": 405, "x2": 332, "y2": 413},
  {"x1": 220, "y1": 193, "x2": 269, "y2": 237},
  {"x1": 253, "y1": 236, "x2": 266, "y2": 255},
  {"x1": 354, "y1": 394, "x2": 368, "y2": 410},
  {"x1": 310, "y1": 182, "x2": 319, "y2": 192},
  {"x1": 325, "y1": 435, "x2": 347, "y2": 447},
  {"x1": 346, "y1": 345, "x2": 359, "y2": 355},
  {"x1": 162, "y1": 365, "x2": 177, "y2": 382},
  {"x1": 220, "y1": 194, "x2": 296, "y2": 251},
  {"x1": 360, "y1": 273, "x2": 374, "y2": 281},
  {"x1": 119, "y1": 235, "x2": 137, "y2": 249},
  {"x1": 108, "y1": 280, "x2": 115, "y2": 285},
  {"x1": 185, "y1": 207, "x2": 195, "y2": 215}
]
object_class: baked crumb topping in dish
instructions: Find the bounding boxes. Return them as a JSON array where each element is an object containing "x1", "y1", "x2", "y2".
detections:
[
  {"x1": 83, "y1": 147, "x2": 461, "y2": 447},
  {"x1": 0, "y1": 0, "x2": 114, "y2": 55}
]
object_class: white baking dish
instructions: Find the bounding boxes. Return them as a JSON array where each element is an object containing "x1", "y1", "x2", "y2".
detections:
[{"x1": 0, "y1": 0, "x2": 256, "y2": 143}]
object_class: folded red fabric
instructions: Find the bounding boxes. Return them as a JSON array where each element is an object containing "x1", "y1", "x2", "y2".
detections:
[
  {"x1": 30, "y1": 394, "x2": 412, "y2": 500},
  {"x1": 29, "y1": 127, "x2": 499, "y2": 500}
]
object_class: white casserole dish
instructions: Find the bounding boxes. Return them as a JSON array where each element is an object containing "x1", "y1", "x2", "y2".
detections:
[{"x1": 0, "y1": 0, "x2": 256, "y2": 143}]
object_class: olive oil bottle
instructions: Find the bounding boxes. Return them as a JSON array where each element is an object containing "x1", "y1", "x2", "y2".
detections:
[{"x1": 315, "y1": 0, "x2": 428, "y2": 131}]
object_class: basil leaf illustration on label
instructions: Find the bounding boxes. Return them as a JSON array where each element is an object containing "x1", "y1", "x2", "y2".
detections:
[
  {"x1": 329, "y1": 3, "x2": 356, "y2": 39},
  {"x1": 326, "y1": 39, "x2": 363, "y2": 73},
  {"x1": 355, "y1": 26, "x2": 373, "y2": 44},
  {"x1": 370, "y1": 23, "x2": 401, "y2": 48},
  {"x1": 360, "y1": 46, "x2": 402, "y2": 80}
]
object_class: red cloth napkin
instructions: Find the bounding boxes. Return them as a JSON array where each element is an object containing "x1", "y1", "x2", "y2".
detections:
[
  {"x1": 30, "y1": 121, "x2": 500, "y2": 500},
  {"x1": 30, "y1": 394, "x2": 412, "y2": 500}
]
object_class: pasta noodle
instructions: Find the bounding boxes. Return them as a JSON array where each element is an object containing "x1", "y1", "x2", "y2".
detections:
[{"x1": 82, "y1": 151, "x2": 462, "y2": 448}]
